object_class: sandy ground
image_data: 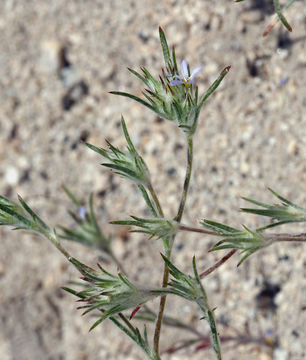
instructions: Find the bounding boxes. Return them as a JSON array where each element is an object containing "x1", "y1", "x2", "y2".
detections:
[{"x1": 0, "y1": 0, "x2": 305, "y2": 359}]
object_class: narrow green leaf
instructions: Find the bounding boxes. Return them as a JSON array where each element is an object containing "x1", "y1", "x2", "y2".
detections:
[
  {"x1": 202, "y1": 220, "x2": 241, "y2": 235},
  {"x1": 121, "y1": 117, "x2": 136, "y2": 153},
  {"x1": 18, "y1": 195, "x2": 50, "y2": 232},
  {"x1": 110, "y1": 316, "x2": 135, "y2": 340},
  {"x1": 89, "y1": 317, "x2": 105, "y2": 332},
  {"x1": 257, "y1": 220, "x2": 293, "y2": 231},
  {"x1": 109, "y1": 91, "x2": 157, "y2": 113},
  {"x1": 268, "y1": 188, "x2": 300, "y2": 208},
  {"x1": 141, "y1": 68, "x2": 159, "y2": 87},
  {"x1": 273, "y1": 0, "x2": 292, "y2": 32},
  {"x1": 62, "y1": 186, "x2": 82, "y2": 207},
  {"x1": 128, "y1": 67, "x2": 148, "y2": 85},
  {"x1": 237, "y1": 248, "x2": 259, "y2": 267},
  {"x1": 85, "y1": 142, "x2": 107, "y2": 157},
  {"x1": 62, "y1": 287, "x2": 86, "y2": 299},
  {"x1": 0, "y1": 203, "x2": 32, "y2": 227},
  {"x1": 102, "y1": 163, "x2": 137, "y2": 179},
  {"x1": 138, "y1": 185, "x2": 158, "y2": 217},
  {"x1": 172, "y1": 46, "x2": 178, "y2": 74},
  {"x1": 198, "y1": 66, "x2": 231, "y2": 110},
  {"x1": 159, "y1": 27, "x2": 171, "y2": 67},
  {"x1": 241, "y1": 208, "x2": 286, "y2": 217},
  {"x1": 241, "y1": 196, "x2": 271, "y2": 209},
  {"x1": 207, "y1": 310, "x2": 222, "y2": 360}
]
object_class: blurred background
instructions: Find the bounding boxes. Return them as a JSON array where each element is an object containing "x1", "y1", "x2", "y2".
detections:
[{"x1": 0, "y1": 0, "x2": 305, "y2": 359}]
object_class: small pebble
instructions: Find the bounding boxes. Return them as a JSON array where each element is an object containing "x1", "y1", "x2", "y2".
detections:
[
  {"x1": 274, "y1": 348, "x2": 289, "y2": 360},
  {"x1": 287, "y1": 140, "x2": 298, "y2": 155},
  {"x1": 39, "y1": 40, "x2": 64, "y2": 73},
  {"x1": 4, "y1": 166, "x2": 19, "y2": 186}
]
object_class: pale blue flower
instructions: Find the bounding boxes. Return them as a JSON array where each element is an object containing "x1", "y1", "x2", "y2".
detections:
[
  {"x1": 170, "y1": 60, "x2": 202, "y2": 86},
  {"x1": 78, "y1": 206, "x2": 88, "y2": 219}
]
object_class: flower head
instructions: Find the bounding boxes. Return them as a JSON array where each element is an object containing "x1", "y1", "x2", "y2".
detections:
[
  {"x1": 111, "y1": 28, "x2": 230, "y2": 137},
  {"x1": 170, "y1": 60, "x2": 202, "y2": 87}
]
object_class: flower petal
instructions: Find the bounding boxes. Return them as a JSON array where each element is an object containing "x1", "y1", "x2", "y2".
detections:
[
  {"x1": 170, "y1": 79, "x2": 184, "y2": 86},
  {"x1": 190, "y1": 66, "x2": 202, "y2": 80},
  {"x1": 78, "y1": 206, "x2": 88, "y2": 219},
  {"x1": 181, "y1": 60, "x2": 188, "y2": 78}
]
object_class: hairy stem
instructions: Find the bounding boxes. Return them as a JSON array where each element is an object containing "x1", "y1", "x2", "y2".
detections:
[{"x1": 44, "y1": 231, "x2": 71, "y2": 260}]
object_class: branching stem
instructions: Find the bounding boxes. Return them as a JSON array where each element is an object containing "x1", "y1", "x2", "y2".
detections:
[
  {"x1": 179, "y1": 224, "x2": 218, "y2": 236},
  {"x1": 153, "y1": 136, "x2": 194, "y2": 355},
  {"x1": 180, "y1": 224, "x2": 306, "y2": 244},
  {"x1": 200, "y1": 250, "x2": 237, "y2": 279},
  {"x1": 271, "y1": 232, "x2": 306, "y2": 242}
]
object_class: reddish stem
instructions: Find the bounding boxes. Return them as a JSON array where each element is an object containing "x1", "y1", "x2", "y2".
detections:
[{"x1": 200, "y1": 249, "x2": 237, "y2": 279}]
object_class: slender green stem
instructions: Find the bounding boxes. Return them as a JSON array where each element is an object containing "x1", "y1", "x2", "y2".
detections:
[
  {"x1": 151, "y1": 352, "x2": 162, "y2": 360},
  {"x1": 135, "y1": 310, "x2": 203, "y2": 337},
  {"x1": 145, "y1": 178, "x2": 168, "y2": 356},
  {"x1": 175, "y1": 136, "x2": 193, "y2": 223},
  {"x1": 148, "y1": 182, "x2": 164, "y2": 217},
  {"x1": 44, "y1": 231, "x2": 71, "y2": 260},
  {"x1": 153, "y1": 136, "x2": 194, "y2": 356}
]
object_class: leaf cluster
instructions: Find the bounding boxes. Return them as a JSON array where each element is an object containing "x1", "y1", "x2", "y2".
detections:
[
  {"x1": 65, "y1": 257, "x2": 159, "y2": 331},
  {"x1": 58, "y1": 187, "x2": 112, "y2": 253},
  {"x1": 0, "y1": 195, "x2": 56, "y2": 242},
  {"x1": 201, "y1": 189, "x2": 306, "y2": 265},
  {"x1": 157, "y1": 256, "x2": 222, "y2": 360},
  {"x1": 86, "y1": 117, "x2": 151, "y2": 187},
  {"x1": 112, "y1": 217, "x2": 178, "y2": 240}
]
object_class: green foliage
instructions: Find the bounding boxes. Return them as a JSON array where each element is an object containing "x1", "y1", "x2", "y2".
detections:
[
  {"x1": 111, "y1": 28, "x2": 230, "y2": 136},
  {"x1": 64, "y1": 286, "x2": 161, "y2": 360},
  {"x1": 64, "y1": 257, "x2": 160, "y2": 331},
  {"x1": 111, "y1": 216, "x2": 179, "y2": 241},
  {"x1": 158, "y1": 256, "x2": 222, "y2": 360},
  {"x1": 241, "y1": 188, "x2": 306, "y2": 230},
  {"x1": 201, "y1": 220, "x2": 267, "y2": 266},
  {"x1": 236, "y1": 0, "x2": 297, "y2": 35},
  {"x1": 0, "y1": 195, "x2": 56, "y2": 242},
  {"x1": 86, "y1": 117, "x2": 151, "y2": 187},
  {"x1": 0, "y1": 25, "x2": 303, "y2": 360},
  {"x1": 200, "y1": 188, "x2": 306, "y2": 265},
  {"x1": 58, "y1": 187, "x2": 112, "y2": 253}
]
